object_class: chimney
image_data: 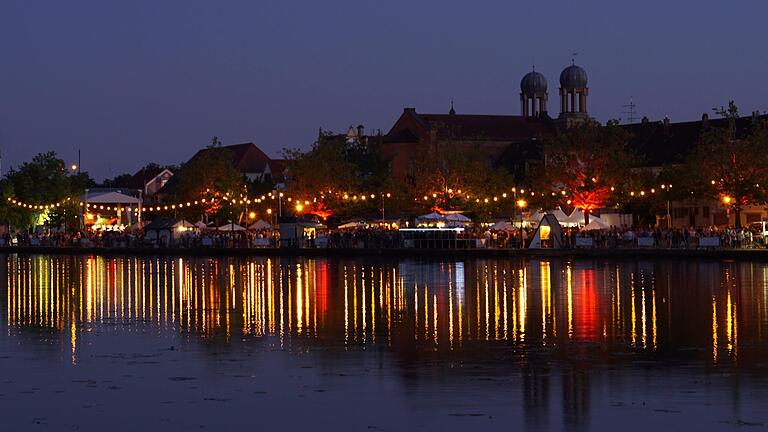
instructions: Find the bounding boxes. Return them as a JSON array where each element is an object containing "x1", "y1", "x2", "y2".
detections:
[
  {"x1": 754, "y1": 110, "x2": 760, "y2": 122},
  {"x1": 641, "y1": 116, "x2": 649, "y2": 125},
  {"x1": 663, "y1": 115, "x2": 670, "y2": 128},
  {"x1": 702, "y1": 113, "x2": 709, "y2": 127},
  {"x1": 404, "y1": 107, "x2": 416, "y2": 114},
  {"x1": 357, "y1": 124, "x2": 365, "y2": 137}
]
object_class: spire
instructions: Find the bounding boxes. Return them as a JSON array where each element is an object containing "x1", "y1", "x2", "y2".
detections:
[{"x1": 449, "y1": 99, "x2": 455, "y2": 115}]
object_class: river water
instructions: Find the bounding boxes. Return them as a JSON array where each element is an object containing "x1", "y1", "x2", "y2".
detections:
[{"x1": 1, "y1": 254, "x2": 767, "y2": 431}]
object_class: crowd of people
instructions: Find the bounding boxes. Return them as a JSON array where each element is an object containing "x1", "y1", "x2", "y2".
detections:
[{"x1": 1, "y1": 223, "x2": 766, "y2": 250}]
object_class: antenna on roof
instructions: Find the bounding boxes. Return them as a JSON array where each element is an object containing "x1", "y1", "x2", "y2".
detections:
[
  {"x1": 449, "y1": 99, "x2": 456, "y2": 115},
  {"x1": 622, "y1": 97, "x2": 638, "y2": 123}
]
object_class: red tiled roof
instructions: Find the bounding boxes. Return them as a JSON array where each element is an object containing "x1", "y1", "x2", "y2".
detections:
[
  {"x1": 385, "y1": 109, "x2": 555, "y2": 143},
  {"x1": 189, "y1": 143, "x2": 272, "y2": 174}
]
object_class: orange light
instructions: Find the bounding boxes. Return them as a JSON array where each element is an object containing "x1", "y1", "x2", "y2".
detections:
[
  {"x1": 516, "y1": 199, "x2": 527, "y2": 209},
  {"x1": 248, "y1": 211, "x2": 256, "y2": 219},
  {"x1": 723, "y1": 196, "x2": 732, "y2": 205},
  {"x1": 295, "y1": 203, "x2": 304, "y2": 213}
]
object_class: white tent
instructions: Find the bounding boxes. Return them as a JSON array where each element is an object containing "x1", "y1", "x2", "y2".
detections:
[
  {"x1": 445, "y1": 213, "x2": 471, "y2": 222},
  {"x1": 82, "y1": 191, "x2": 140, "y2": 204},
  {"x1": 551, "y1": 208, "x2": 570, "y2": 223},
  {"x1": 174, "y1": 220, "x2": 195, "y2": 229},
  {"x1": 566, "y1": 209, "x2": 586, "y2": 226},
  {"x1": 582, "y1": 216, "x2": 610, "y2": 231},
  {"x1": 525, "y1": 211, "x2": 545, "y2": 224},
  {"x1": 195, "y1": 221, "x2": 209, "y2": 229},
  {"x1": 248, "y1": 219, "x2": 272, "y2": 230},
  {"x1": 338, "y1": 221, "x2": 365, "y2": 230},
  {"x1": 218, "y1": 223, "x2": 246, "y2": 232},
  {"x1": 417, "y1": 212, "x2": 444, "y2": 221},
  {"x1": 490, "y1": 220, "x2": 515, "y2": 231}
]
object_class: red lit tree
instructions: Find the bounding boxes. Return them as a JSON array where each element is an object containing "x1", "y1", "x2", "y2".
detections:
[{"x1": 536, "y1": 120, "x2": 637, "y2": 224}]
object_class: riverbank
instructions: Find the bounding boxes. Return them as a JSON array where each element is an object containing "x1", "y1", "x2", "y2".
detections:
[{"x1": 3, "y1": 245, "x2": 768, "y2": 261}]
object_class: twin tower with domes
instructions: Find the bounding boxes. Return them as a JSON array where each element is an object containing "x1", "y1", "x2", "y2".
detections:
[{"x1": 520, "y1": 62, "x2": 589, "y2": 121}]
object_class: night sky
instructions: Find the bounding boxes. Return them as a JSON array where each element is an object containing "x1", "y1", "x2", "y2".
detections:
[{"x1": 1, "y1": 0, "x2": 766, "y2": 181}]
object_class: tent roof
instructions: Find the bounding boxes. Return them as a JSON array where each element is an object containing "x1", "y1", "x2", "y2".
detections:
[
  {"x1": 582, "y1": 217, "x2": 609, "y2": 231},
  {"x1": 218, "y1": 223, "x2": 246, "y2": 231},
  {"x1": 249, "y1": 220, "x2": 272, "y2": 230},
  {"x1": 84, "y1": 191, "x2": 141, "y2": 204}
]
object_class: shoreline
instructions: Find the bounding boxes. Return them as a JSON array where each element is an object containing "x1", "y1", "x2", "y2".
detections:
[{"x1": 3, "y1": 245, "x2": 768, "y2": 261}]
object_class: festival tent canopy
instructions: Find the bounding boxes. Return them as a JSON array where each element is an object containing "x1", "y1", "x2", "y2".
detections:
[
  {"x1": 173, "y1": 220, "x2": 195, "y2": 229},
  {"x1": 337, "y1": 221, "x2": 365, "y2": 230},
  {"x1": 82, "y1": 191, "x2": 140, "y2": 205},
  {"x1": 445, "y1": 213, "x2": 471, "y2": 222},
  {"x1": 525, "y1": 211, "x2": 545, "y2": 223},
  {"x1": 551, "y1": 208, "x2": 570, "y2": 223},
  {"x1": 417, "y1": 212, "x2": 444, "y2": 221},
  {"x1": 582, "y1": 217, "x2": 610, "y2": 231},
  {"x1": 249, "y1": 219, "x2": 272, "y2": 230},
  {"x1": 217, "y1": 223, "x2": 246, "y2": 232},
  {"x1": 195, "y1": 221, "x2": 209, "y2": 229},
  {"x1": 490, "y1": 221, "x2": 515, "y2": 231}
]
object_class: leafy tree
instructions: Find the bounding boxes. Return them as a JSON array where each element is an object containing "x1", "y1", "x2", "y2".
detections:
[
  {"x1": 686, "y1": 101, "x2": 768, "y2": 227},
  {"x1": 535, "y1": 121, "x2": 637, "y2": 224},
  {"x1": 171, "y1": 142, "x2": 247, "y2": 222},
  {"x1": 1, "y1": 152, "x2": 93, "y2": 229}
]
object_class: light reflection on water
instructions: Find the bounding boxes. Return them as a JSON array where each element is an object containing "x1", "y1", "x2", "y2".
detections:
[
  {"x1": 5, "y1": 255, "x2": 767, "y2": 365},
  {"x1": 2, "y1": 254, "x2": 768, "y2": 430}
]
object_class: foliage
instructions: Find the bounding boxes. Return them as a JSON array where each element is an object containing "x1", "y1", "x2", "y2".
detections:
[
  {"x1": 283, "y1": 132, "x2": 392, "y2": 219},
  {"x1": 685, "y1": 101, "x2": 768, "y2": 227},
  {"x1": 406, "y1": 141, "x2": 514, "y2": 217},
  {"x1": 171, "y1": 142, "x2": 247, "y2": 222},
  {"x1": 534, "y1": 120, "x2": 637, "y2": 222},
  {"x1": 1, "y1": 152, "x2": 93, "y2": 229}
]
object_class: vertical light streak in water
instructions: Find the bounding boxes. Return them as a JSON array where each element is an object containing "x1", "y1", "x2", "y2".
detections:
[
  {"x1": 541, "y1": 261, "x2": 551, "y2": 342},
  {"x1": 484, "y1": 266, "x2": 490, "y2": 340},
  {"x1": 344, "y1": 266, "x2": 349, "y2": 346},
  {"x1": 641, "y1": 287, "x2": 647, "y2": 349},
  {"x1": 352, "y1": 265, "x2": 357, "y2": 338},
  {"x1": 493, "y1": 266, "x2": 500, "y2": 340},
  {"x1": 712, "y1": 295, "x2": 718, "y2": 363},
  {"x1": 433, "y1": 294, "x2": 438, "y2": 344},
  {"x1": 424, "y1": 284, "x2": 429, "y2": 341},
  {"x1": 652, "y1": 288, "x2": 657, "y2": 350},
  {"x1": 279, "y1": 265, "x2": 284, "y2": 347},
  {"x1": 456, "y1": 263, "x2": 464, "y2": 346},
  {"x1": 503, "y1": 269, "x2": 508, "y2": 341},
  {"x1": 296, "y1": 263, "x2": 303, "y2": 334},
  {"x1": 615, "y1": 266, "x2": 621, "y2": 336},
  {"x1": 726, "y1": 290, "x2": 733, "y2": 354},
  {"x1": 449, "y1": 267, "x2": 454, "y2": 350},
  {"x1": 86, "y1": 258, "x2": 93, "y2": 323},
  {"x1": 414, "y1": 282, "x2": 419, "y2": 341},
  {"x1": 519, "y1": 266, "x2": 527, "y2": 341},
  {"x1": 362, "y1": 268, "x2": 367, "y2": 343},
  {"x1": 630, "y1": 273, "x2": 637, "y2": 346},
  {"x1": 371, "y1": 267, "x2": 376, "y2": 344},
  {"x1": 70, "y1": 320, "x2": 77, "y2": 365},
  {"x1": 567, "y1": 264, "x2": 573, "y2": 339},
  {"x1": 268, "y1": 259, "x2": 275, "y2": 335}
]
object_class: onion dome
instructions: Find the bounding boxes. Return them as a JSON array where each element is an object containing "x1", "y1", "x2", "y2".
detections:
[
  {"x1": 520, "y1": 70, "x2": 548, "y2": 93},
  {"x1": 559, "y1": 64, "x2": 588, "y2": 88}
]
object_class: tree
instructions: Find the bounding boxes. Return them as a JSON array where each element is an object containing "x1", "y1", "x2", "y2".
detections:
[
  {"x1": 405, "y1": 139, "x2": 513, "y2": 219},
  {"x1": 686, "y1": 101, "x2": 768, "y2": 228},
  {"x1": 171, "y1": 142, "x2": 246, "y2": 221},
  {"x1": 1, "y1": 152, "x2": 93, "y2": 229},
  {"x1": 283, "y1": 131, "x2": 392, "y2": 220},
  {"x1": 536, "y1": 121, "x2": 637, "y2": 224}
]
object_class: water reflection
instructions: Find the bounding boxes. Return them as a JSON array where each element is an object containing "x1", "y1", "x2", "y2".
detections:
[
  {"x1": 3, "y1": 255, "x2": 768, "y2": 430},
  {"x1": 4, "y1": 255, "x2": 768, "y2": 367}
]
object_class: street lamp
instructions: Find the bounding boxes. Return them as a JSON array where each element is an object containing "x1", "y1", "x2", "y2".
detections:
[{"x1": 517, "y1": 199, "x2": 527, "y2": 249}]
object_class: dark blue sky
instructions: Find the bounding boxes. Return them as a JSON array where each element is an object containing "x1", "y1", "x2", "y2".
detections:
[{"x1": 1, "y1": 0, "x2": 766, "y2": 180}]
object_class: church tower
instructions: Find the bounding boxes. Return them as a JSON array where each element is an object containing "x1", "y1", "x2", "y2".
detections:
[{"x1": 520, "y1": 68, "x2": 548, "y2": 117}]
